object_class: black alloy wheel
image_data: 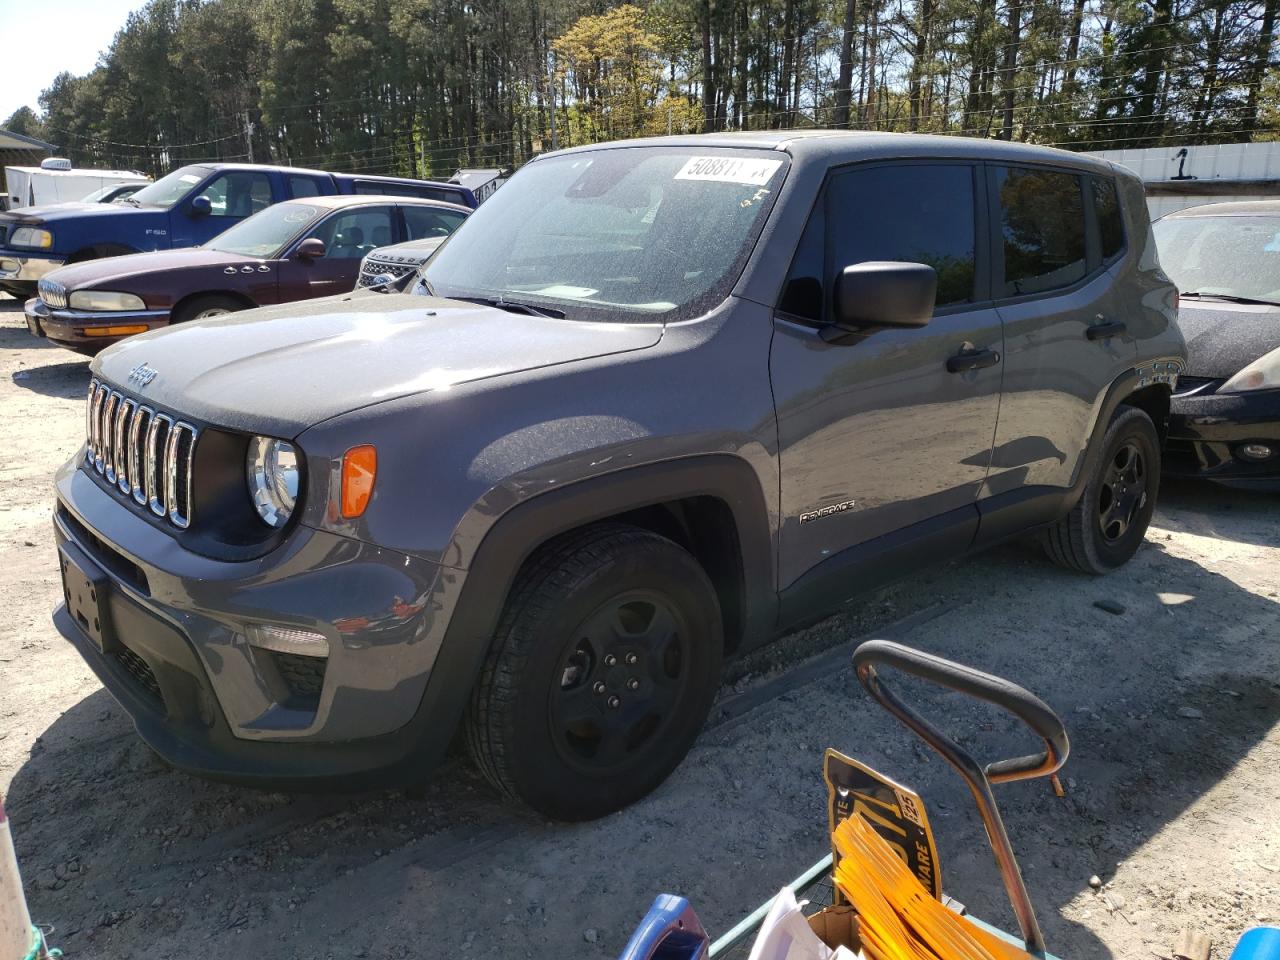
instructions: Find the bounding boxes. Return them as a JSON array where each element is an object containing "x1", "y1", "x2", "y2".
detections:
[{"x1": 465, "y1": 523, "x2": 723, "y2": 821}]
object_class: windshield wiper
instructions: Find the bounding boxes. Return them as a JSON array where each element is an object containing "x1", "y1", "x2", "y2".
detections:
[
  {"x1": 452, "y1": 295, "x2": 565, "y2": 319},
  {"x1": 121, "y1": 196, "x2": 141, "y2": 207},
  {"x1": 1180, "y1": 291, "x2": 1280, "y2": 307}
]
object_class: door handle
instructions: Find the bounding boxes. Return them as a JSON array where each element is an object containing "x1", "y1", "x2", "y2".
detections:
[
  {"x1": 1086, "y1": 320, "x2": 1127, "y2": 340},
  {"x1": 946, "y1": 348, "x2": 1000, "y2": 373}
]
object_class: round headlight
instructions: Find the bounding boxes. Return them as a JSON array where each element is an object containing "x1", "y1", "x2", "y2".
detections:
[{"x1": 246, "y1": 437, "x2": 299, "y2": 528}]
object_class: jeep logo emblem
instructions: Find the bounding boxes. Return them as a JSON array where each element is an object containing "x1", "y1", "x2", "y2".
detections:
[{"x1": 128, "y1": 362, "x2": 158, "y2": 387}]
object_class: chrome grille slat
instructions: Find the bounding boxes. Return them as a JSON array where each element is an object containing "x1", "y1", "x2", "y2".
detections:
[
  {"x1": 83, "y1": 385, "x2": 197, "y2": 530},
  {"x1": 146, "y1": 414, "x2": 172, "y2": 518},
  {"x1": 129, "y1": 406, "x2": 152, "y2": 505},
  {"x1": 114, "y1": 397, "x2": 135, "y2": 492},
  {"x1": 85, "y1": 379, "x2": 99, "y2": 463},
  {"x1": 92, "y1": 384, "x2": 110, "y2": 473},
  {"x1": 103, "y1": 391, "x2": 121, "y2": 484}
]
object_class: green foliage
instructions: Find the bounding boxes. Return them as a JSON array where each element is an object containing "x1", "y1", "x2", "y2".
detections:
[
  {"x1": 3, "y1": 106, "x2": 45, "y2": 140},
  {"x1": 27, "y1": 0, "x2": 1280, "y2": 178}
]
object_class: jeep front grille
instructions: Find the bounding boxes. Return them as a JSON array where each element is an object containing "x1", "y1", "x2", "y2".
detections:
[
  {"x1": 85, "y1": 379, "x2": 197, "y2": 529},
  {"x1": 39, "y1": 278, "x2": 68, "y2": 309}
]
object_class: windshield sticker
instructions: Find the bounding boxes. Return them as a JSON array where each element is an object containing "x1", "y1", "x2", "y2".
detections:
[
  {"x1": 179, "y1": 174, "x2": 201, "y2": 184},
  {"x1": 674, "y1": 156, "x2": 783, "y2": 186}
]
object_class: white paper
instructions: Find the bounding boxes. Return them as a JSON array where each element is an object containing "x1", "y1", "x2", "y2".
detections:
[
  {"x1": 746, "y1": 887, "x2": 834, "y2": 960},
  {"x1": 674, "y1": 156, "x2": 783, "y2": 186}
]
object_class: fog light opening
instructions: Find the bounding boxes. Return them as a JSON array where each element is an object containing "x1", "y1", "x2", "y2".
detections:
[
  {"x1": 248, "y1": 624, "x2": 330, "y2": 658},
  {"x1": 1237, "y1": 442, "x2": 1274, "y2": 462}
]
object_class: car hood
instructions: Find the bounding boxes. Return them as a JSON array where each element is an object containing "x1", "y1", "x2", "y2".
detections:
[
  {"x1": 92, "y1": 292, "x2": 663, "y2": 437},
  {"x1": 47, "y1": 247, "x2": 252, "y2": 289},
  {"x1": 1177, "y1": 299, "x2": 1280, "y2": 378},
  {"x1": 0, "y1": 202, "x2": 163, "y2": 227}
]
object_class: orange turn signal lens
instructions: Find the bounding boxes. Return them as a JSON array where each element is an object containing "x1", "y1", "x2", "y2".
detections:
[
  {"x1": 81, "y1": 325, "x2": 150, "y2": 337},
  {"x1": 341, "y1": 445, "x2": 377, "y2": 518}
]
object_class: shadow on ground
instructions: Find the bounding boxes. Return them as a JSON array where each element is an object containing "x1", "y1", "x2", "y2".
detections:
[{"x1": 6, "y1": 481, "x2": 1278, "y2": 960}]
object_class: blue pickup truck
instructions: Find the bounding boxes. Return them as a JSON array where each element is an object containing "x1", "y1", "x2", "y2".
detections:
[{"x1": 0, "y1": 162, "x2": 476, "y2": 299}]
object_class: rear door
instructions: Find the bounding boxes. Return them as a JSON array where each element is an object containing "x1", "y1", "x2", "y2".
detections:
[
  {"x1": 770, "y1": 161, "x2": 1003, "y2": 590},
  {"x1": 983, "y1": 165, "x2": 1137, "y2": 502}
]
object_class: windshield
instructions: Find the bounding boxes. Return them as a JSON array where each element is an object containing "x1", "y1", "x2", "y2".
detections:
[
  {"x1": 205, "y1": 203, "x2": 322, "y2": 258},
  {"x1": 81, "y1": 184, "x2": 135, "y2": 203},
  {"x1": 1154, "y1": 214, "x2": 1280, "y2": 303},
  {"x1": 420, "y1": 147, "x2": 788, "y2": 322},
  {"x1": 127, "y1": 165, "x2": 212, "y2": 209}
]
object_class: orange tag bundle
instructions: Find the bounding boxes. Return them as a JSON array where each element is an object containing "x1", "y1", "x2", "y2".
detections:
[{"x1": 832, "y1": 816, "x2": 1034, "y2": 960}]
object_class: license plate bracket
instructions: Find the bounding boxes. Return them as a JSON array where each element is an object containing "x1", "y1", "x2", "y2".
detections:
[{"x1": 59, "y1": 542, "x2": 118, "y2": 654}]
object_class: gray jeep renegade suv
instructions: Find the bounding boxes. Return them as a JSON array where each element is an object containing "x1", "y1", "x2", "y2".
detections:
[{"x1": 52, "y1": 132, "x2": 1185, "y2": 820}]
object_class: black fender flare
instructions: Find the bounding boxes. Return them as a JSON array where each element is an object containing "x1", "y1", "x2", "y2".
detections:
[{"x1": 401, "y1": 453, "x2": 776, "y2": 778}]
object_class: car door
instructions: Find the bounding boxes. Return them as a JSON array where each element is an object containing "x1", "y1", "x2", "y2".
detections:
[
  {"x1": 277, "y1": 205, "x2": 397, "y2": 300},
  {"x1": 169, "y1": 169, "x2": 276, "y2": 248},
  {"x1": 982, "y1": 166, "x2": 1138, "y2": 504},
  {"x1": 769, "y1": 161, "x2": 1003, "y2": 592}
]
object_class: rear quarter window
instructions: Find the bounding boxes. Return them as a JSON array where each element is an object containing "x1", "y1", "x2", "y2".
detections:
[
  {"x1": 1091, "y1": 176, "x2": 1126, "y2": 261},
  {"x1": 996, "y1": 166, "x2": 1087, "y2": 297}
]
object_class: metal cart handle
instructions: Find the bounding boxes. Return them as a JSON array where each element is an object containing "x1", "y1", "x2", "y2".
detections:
[{"x1": 851, "y1": 639, "x2": 1070, "y2": 955}]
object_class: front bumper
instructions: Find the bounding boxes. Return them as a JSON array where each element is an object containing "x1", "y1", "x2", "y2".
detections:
[
  {"x1": 52, "y1": 458, "x2": 460, "y2": 787},
  {"x1": 25, "y1": 297, "x2": 170, "y2": 349},
  {"x1": 1166, "y1": 385, "x2": 1280, "y2": 482},
  {"x1": 0, "y1": 248, "x2": 64, "y2": 282}
]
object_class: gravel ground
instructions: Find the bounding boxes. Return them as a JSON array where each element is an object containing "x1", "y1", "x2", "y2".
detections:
[{"x1": 2, "y1": 293, "x2": 1278, "y2": 960}]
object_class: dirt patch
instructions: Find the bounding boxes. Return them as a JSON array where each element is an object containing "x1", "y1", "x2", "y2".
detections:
[{"x1": 1, "y1": 295, "x2": 1277, "y2": 960}]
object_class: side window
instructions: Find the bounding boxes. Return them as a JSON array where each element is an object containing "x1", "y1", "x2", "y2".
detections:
[
  {"x1": 306, "y1": 207, "x2": 395, "y2": 258},
  {"x1": 996, "y1": 167, "x2": 1087, "y2": 296},
  {"x1": 403, "y1": 206, "x2": 468, "y2": 241},
  {"x1": 287, "y1": 175, "x2": 324, "y2": 198},
  {"x1": 201, "y1": 171, "x2": 273, "y2": 218},
  {"x1": 1092, "y1": 176, "x2": 1125, "y2": 261},
  {"x1": 778, "y1": 199, "x2": 825, "y2": 323},
  {"x1": 827, "y1": 164, "x2": 977, "y2": 307}
]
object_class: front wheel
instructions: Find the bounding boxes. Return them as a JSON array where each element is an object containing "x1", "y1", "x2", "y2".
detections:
[
  {"x1": 1041, "y1": 405, "x2": 1161, "y2": 574},
  {"x1": 465, "y1": 524, "x2": 723, "y2": 820},
  {"x1": 172, "y1": 294, "x2": 245, "y2": 324}
]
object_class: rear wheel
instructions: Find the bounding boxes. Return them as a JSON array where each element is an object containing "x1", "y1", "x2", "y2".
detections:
[
  {"x1": 1041, "y1": 405, "x2": 1161, "y2": 574},
  {"x1": 465, "y1": 524, "x2": 723, "y2": 820},
  {"x1": 172, "y1": 295, "x2": 245, "y2": 324}
]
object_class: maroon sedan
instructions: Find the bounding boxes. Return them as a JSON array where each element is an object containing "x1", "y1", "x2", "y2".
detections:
[{"x1": 24, "y1": 195, "x2": 469, "y2": 354}]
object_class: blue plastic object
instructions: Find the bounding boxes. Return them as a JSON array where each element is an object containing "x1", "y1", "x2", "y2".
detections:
[
  {"x1": 618, "y1": 894, "x2": 711, "y2": 960},
  {"x1": 1230, "y1": 927, "x2": 1280, "y2": 960}
]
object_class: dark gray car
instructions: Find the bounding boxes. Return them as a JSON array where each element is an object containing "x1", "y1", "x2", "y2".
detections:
[{"x1": 52, "y1": 132, "x2": 1185, "y2": 820}]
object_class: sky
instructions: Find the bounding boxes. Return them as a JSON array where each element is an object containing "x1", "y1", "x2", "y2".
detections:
[{"x1": 0, "y1": 0, "x2": 148, "y2": 125}]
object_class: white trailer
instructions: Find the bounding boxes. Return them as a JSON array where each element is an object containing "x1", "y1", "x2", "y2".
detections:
[
  {"x1": 1090, "y1": 141, "x2": 1280, "y2": 219},
  {"x1": 3, "y1": 158, "x2": 150, "y2": 210}
]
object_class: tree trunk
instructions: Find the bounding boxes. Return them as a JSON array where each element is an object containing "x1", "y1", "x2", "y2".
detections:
[
  {"x1": 1000, "y1": 0, "x2": 1023, "y2": 140},
  {"x1": 908, "y1": 0, "x2": 933, "y2": 130},
  {"x1": 1244, "y1": 0, "x2": 1279, "y2": 134},
  {"x1": 702, "y1": 0, "x2": 717, "y2": 132},
  {"x1": 833, "y1": 0, "x2": 858, "y2": 127}
]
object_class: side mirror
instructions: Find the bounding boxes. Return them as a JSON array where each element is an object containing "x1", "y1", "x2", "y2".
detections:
[
  {"x1": 830, "y1": 261, "x2": 937, "y2": 335},
  {"x1": 189, "y1": 195, "x2": 212, "y2": 216},
  {"x1": 295, "y1": 237, "x2": 326, "y2": 260}
]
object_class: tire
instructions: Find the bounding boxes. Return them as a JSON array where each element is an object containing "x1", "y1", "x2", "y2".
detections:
[
  {"x1": 1041, "y1": 404, "x2": 1161, "y2": 574},
  {"x1": 172, "y1": 295, "x2": 245, "y2": 324},
  {"x1": 465, "y1": 523, "x2": 723, "y2": 821}
]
